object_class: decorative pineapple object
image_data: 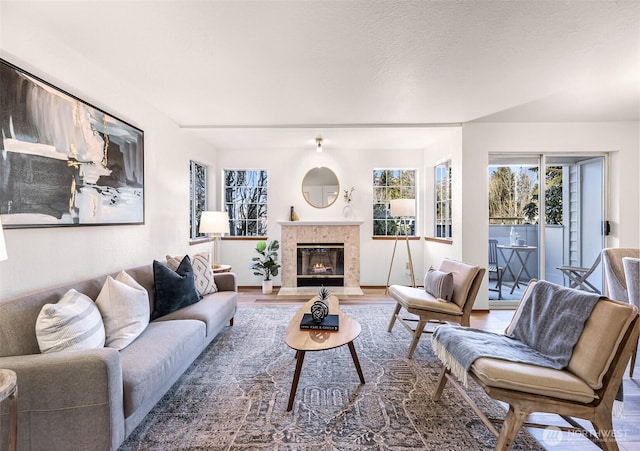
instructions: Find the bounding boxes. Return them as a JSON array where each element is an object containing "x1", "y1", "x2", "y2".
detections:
[{"x1": 311, "y1": 286, "x2": 331, "y2": 323}]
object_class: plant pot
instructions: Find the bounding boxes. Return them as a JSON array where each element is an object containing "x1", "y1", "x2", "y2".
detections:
[{"x1": 262, "y1": 280, "x2": 273, "y2": 294}]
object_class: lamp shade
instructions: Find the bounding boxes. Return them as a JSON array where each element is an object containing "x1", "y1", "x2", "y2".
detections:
[
  {"x1": 198, "y1": 211, "x2": 230, "y2": 235},
  {"x1": 0, "y1": 216, "x2": 7, "y2": 261},
  {"x1": 389, "y1": 199, "x2": 415, "y2": 217}
]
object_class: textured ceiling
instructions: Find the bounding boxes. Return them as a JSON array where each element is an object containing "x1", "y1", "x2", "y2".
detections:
[{"x1": 2, "y1": 1, "x2": 638, "y2": 151}]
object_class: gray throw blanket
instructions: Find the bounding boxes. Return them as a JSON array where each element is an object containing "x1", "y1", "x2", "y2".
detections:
[{"x1": 432, "y1": 280, "x2": 603, "y2": 388}]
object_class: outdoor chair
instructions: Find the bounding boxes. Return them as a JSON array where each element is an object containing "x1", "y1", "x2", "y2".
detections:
[
  {"x1": 557, "y1": 253, "x2": 602, "y2": 293},
  {"x1": 387, "y1": 258, "x2": 485, "y2": 359},
  {"x1": 602, "y1": 248, "x2": 640, "y2": 376},
  {"x1": 432, "y1": 280, "x2": 639, "y2": 451},
  {"x1": 488, "y1": 239, "x2": 503, "y2": 299}
]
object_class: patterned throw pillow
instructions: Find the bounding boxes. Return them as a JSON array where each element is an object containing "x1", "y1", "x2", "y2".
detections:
[
  {"x1": 96, "y1": 271, "x2": 150, "y2": 350},
  {"x1": 152, "y1": 256, "x2": 201, "y2": 320},
  {"x1": 166, "y1": 252, "x2": 217, "y2": 296},
  {"x1": 35, "y1": 289, "x2": 106, "y2": 353},
  {"x1": 424, "y1": 268, "x2": 455, "y2": 302}
]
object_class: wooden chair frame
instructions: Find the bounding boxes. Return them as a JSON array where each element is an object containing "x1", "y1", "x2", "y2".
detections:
[
  {"x1": 388, "y1": 268, "x2": 485, "y2": 359},
  {"x1": 432, "y1": 313, "x2": 639, "y2": 451}
]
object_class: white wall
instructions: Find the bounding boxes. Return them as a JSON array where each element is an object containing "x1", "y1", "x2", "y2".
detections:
[
  {"x1": 461, "y1": 121, "x2": 640, "y2": 309},
  {"x1": 215, "y1": 147, "x2": 425, "y2": 288},
  {"x1": 0, "y1": 16, "x2": 216, "y2": 299}
]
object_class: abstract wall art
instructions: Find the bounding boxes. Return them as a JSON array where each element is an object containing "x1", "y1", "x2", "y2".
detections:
[{"x1": 0, "y1": 58, "x2": 144, "y2": 228}]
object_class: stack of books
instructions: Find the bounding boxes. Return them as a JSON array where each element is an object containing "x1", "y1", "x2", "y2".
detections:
[{"x1": 300, "y1": 313, "x2": 339, "y2": 331}]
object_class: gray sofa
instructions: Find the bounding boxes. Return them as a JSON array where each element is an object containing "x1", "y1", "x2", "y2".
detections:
[{"x1": 0, "y1": 263, "x2": 238, "y2": 451}]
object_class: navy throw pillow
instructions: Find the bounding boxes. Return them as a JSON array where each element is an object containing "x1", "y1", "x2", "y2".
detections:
[{"x1": 151, "y1": 256, "x2": 201, "y2": 320}]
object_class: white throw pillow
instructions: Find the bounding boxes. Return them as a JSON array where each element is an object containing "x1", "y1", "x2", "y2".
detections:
[
  {"x1": 36, "y1": 289, "x2": 106, "y2": 354},
  {"x1": 96, "y1": 271, "x2": 150, "y2": 350},
  {"x1": 166, "y1": 252, "x2": 217, "y2": 296}
]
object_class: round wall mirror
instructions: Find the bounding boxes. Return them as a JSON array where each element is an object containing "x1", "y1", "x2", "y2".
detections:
[{"x1": 302, "y1": 167, "x2": 339, "y2": 208}]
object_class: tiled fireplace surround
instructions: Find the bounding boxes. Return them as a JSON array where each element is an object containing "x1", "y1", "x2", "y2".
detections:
[{"x1": 278, "y1": 221, "x2": 364, "y2": 296}]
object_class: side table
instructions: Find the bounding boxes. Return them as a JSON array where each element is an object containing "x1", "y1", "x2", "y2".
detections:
[{"x1": 0, "y1": 369, "x2": 17, "y2": 451}]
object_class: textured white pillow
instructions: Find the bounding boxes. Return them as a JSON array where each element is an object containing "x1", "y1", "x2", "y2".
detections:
[
  {"x1": 166, "y1": 252, "x2": 217, "y2": 296},
  {"x1": 36, "y1": 289, "x2": 106, "y2": 354},
  {"x1": 96, "y1": 271, "x2": 150, "y2": 350}
]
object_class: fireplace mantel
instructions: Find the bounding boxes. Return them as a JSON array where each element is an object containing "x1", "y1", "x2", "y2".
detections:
[{"x1": 279, "y1": 221, "x2": 363, "y2": 295}]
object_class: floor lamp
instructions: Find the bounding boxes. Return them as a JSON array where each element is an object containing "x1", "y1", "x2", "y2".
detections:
[
  {"x1": 385, "y1": 199, "x2": 416, "y2": 293},
  {"x1": 198, "y1": 211, "x2": 230, "y2": 268}
]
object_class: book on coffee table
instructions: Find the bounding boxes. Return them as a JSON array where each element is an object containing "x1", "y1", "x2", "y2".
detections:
[{"x1": 300, "y1": 313, "x2": 339, "y2": 331}]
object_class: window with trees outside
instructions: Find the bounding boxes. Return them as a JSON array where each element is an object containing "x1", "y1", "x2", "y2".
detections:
[
  {"x1": 434, "y1": 161, "x2": 452, "y2": 239},
  {"x1": 373, "y1": 169, "x2": 416, "y2": 236},
  {"x1": 224, "y1": 169, "x2": 268, "y2": 237},
  {"x1": 189, "y1": 160, "x2": 207, "y2": 241},
  {"x1": 488, "y1": 165, "x2": 563, "y2": 225}
]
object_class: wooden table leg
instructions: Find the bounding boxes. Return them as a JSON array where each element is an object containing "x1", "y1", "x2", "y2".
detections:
[
  {"x1": 348, "y1": 341, "x2": 365, "y2": 384},
  {"x1": 287, "y1": 350, "x2": 306, "y2": 411},
  {"x1": 9, "y1": 385, "x2": 17, "y2": 451}
]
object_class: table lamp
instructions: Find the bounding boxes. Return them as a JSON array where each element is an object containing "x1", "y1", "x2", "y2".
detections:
[
  {"x1": 198, "y1": 211, "x2": 230, "y2": 268},
  {"x1": 0, "y1": 216, "x2": 7, "y2": 262},
  {"x1": 386, "y1": 199, "x2": 416, "y2": 291}
]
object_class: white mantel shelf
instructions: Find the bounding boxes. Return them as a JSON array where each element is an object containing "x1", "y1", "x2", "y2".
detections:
[{"x1": 278, "y1": 220, "x2": 363, "y2": 226}]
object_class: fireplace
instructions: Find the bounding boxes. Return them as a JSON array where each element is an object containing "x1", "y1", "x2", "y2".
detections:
[
  {"x1": 279, "y1": 220, "x2": 363, "y2": 295},
  {"x1": 296, "y1": 243, "x2": 345, "y2": 287}
]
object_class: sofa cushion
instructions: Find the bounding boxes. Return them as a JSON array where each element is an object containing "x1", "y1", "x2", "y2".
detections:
[
  {"x1": 119, "y1": 319, "x2": 205, "y2": 418},
  {"x1": 153, "y1": 291, "x2": 237, "y2": 338},
  {"x1": 167, "y1": 252, "x2": 217, "y2": 296},
  {"x1": 424, "y1": 268, "x2": 454, "y2": 301},
  {"x1": 438, "y1": 259, "x2": 480, "y2": 308},
  {"x1": 35, "y1": 289, "x2": 106, "y2": 353},
  {"x1": 152, "y1": 257, "x2": 200, "y2": 320},
  {"x1": 96, "y1": 271, "x2": 150, "y2": 350},
  {"x1": 471, "y1": 357, "x2": 596, "y2": 403}
]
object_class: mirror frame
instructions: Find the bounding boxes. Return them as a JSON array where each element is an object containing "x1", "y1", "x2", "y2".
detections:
[{"x1": 301, "y1": 167, "x2": 340, "y2": 209}]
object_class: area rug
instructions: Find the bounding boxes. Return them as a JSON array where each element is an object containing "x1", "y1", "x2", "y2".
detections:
[{"x1": 119, "y1": 305, "x2": 544, "y2": 450}]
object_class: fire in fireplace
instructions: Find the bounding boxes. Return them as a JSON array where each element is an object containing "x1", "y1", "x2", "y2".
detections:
[{"x1": 296, "y1": 243, "x2": 345, "y2": 287}]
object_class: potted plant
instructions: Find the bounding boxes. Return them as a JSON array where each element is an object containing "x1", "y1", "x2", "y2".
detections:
[{"x1": 250, "y1": 240, "x2": 281, "y2": 294}]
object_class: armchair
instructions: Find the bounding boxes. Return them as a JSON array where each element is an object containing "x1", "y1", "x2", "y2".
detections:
[
  {"x1": 387, "y1": 258, "x2": 484, "y2": 358},
  {"x1": 432, "y1": 281, "x2": 639, "y2": 451},
  {"x1": 603, "y1": 248, "x2": 640, "y2": 376}
]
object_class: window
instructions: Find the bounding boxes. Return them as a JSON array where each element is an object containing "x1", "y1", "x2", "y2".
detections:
[
  {"x1": 434, "y1": 161, "x2": 452, "y2": 239},
  {"x1": 224, "y1": 169, "x2": 268, "y2": 237},
  {"x1": 189, "y1": 160, "x2": 207, "y2": 241},
  {"x1": 373, "y1": 169, "x2": 416, "y2": 236}
]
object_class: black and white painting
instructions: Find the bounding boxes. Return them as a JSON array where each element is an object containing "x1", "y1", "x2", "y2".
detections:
[{"x1": 0, "y1": 59, "x2": 144, "y2": 228}]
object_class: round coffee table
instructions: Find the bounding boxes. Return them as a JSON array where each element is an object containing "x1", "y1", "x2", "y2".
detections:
[
  {"x1": 284, "y1": 295, "x2": 365, "y2": 411},
  {"x1": 0, "y1": 369, "x2": 18, "y2": 451}
]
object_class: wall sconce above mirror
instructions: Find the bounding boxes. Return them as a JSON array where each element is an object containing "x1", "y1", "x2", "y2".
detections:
[{"x1": 302, "y1": 167, "x2": 339, "y2": 208}]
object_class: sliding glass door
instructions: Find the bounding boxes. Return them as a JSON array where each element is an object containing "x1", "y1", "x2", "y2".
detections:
[{"x1": 488, "y1": 154, "x2": 605, "y2": 302}]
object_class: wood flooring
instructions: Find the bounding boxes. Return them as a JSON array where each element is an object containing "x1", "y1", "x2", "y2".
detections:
[{"x1": 238, "y1": 287, "x2": 640, "y2": 450}]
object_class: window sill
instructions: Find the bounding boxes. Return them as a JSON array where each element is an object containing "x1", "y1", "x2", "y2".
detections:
[
  {"x1": 424, "y1": 237, "x2": 453, "y2": 245},
  {"x1": 222, "y1": 236, "x2": 268, "y2": 241},
  {"x1": 372, "y1": 236, "x2": 421, "y2": 240},
  {"x1": 189, "y1": 237, "x2": 211, "y2": 246}
]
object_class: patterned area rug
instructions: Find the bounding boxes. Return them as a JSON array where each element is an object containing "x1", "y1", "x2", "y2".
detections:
[{"x1": 120, "y1": 305, "x2": 544, "y2": 450}]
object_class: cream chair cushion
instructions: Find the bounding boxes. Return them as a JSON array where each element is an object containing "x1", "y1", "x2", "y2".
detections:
[
  {"x1": 471, "y1": 358, "x2": 596, "y2": 403},
  {"x1": 439, "y1": 259, "x2": 480, "y2": 308},
  {"x1": 388, "y1": 285, "x2": 463, "y2": 315}
]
